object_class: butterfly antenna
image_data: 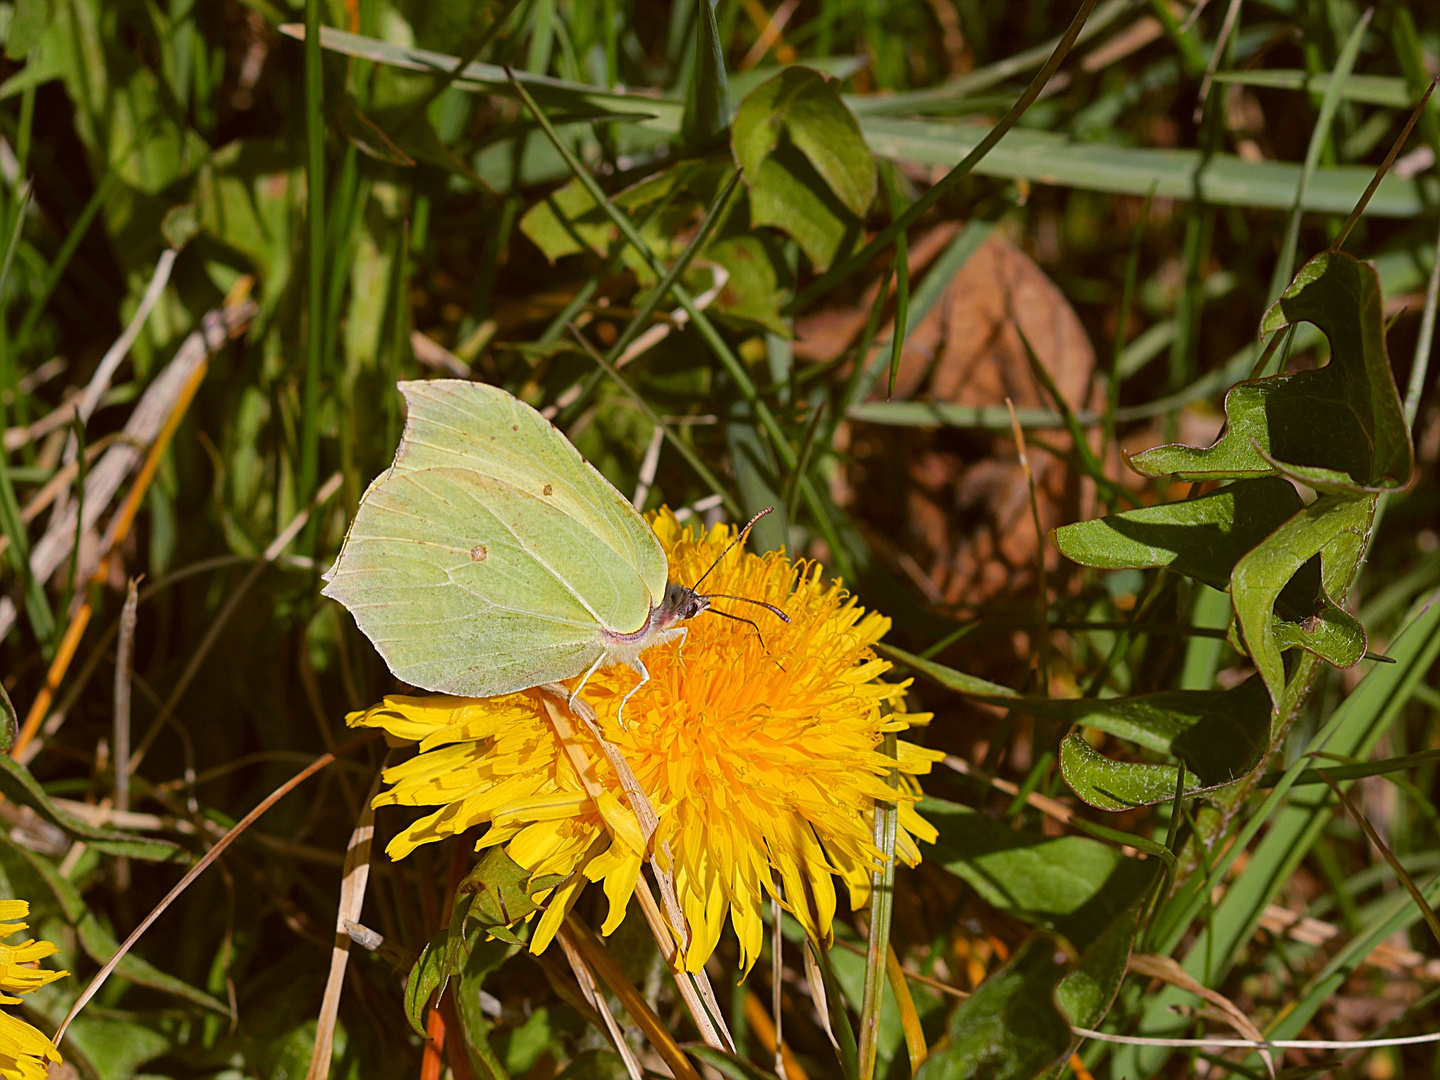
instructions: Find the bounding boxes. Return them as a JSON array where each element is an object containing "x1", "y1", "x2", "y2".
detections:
[
  {"x1": 708, "y1": 607, "x2": 786, "y2": 670},
  {"x1": 691, "y1": 506, "x2": 773, "y2": 593},
  {"x1": 703, "y1": 593, "x2": 790, "y2": 624}
]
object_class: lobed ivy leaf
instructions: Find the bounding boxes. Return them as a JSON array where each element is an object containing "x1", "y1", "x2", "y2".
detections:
[
  {"x1": 1027, "y1": 678, "x2": 1272, "y2": 789},
  {"x1": 914, "y1": 934, "x2": 1075, "y2": 1080},
  {"x1": 1231, "y1": 492, "x2": 1375, "y2": 705},
  {"x1": 888, "y1": 649, "x2": 1272, "y2": 790},
  {"x1": 1052, "y1": 477, "x2": 1302, "y2": 590},
  {"x1": 0, "y1": 755, "x2": 184, "y2": 862},
  {"x1": 1129, "y1": 252, "x2": 1411, "y2": 491},
  {"x1": 1059, "y1": 732, "x2": 1211, "y2": 810},
  {"x1": 732, "y1": 66, "x2": 875, "y2": 270}
]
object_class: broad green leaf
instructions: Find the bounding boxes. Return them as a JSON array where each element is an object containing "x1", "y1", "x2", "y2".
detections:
[
  {"x1": 0, "y1": 833, "x2": 228, "y2": 1015},
  {"x1": 1059, "y1": 733, "x2": 1207, "y2": 810},
  {"x1": 520, "y1": 161, "x2": 726, "y2": 276},
  {"x1": 6, "y1": 0, "x2": 54, "y2": 59},
  {"x1": 1056, "y1": 888, "x2": 1148, "y2": 1030},
  {"x1": 1131, "y1": 253, "x2": 1411, "y2": 491},
  {"x1": 747, "y1": 145, "x2": 860, "y2": 271},
  {"x1": 0, "y1": 755, "x2": 184, "y2": 861},
  {"x1": 66, "y1": 1014, "x2": 171, "y2": 1080},
  {"x1": 1231, "y1": 493, "x2": 1375, "y2": 705},
  {"x1": 922, "y1": 797, "x2": 1157, "y2": 1031},
  {"x1": 914, "y1": 934, "x2": 1074, "y2": 1080},
  {"x1": 1052, "y1": 477, "x2": 1302, "y2": 589},
  {"x1": 703, "y1": 235, "x2": 790, "y2": 336},
  {"x1": 922, "y1": 797, "x2": 1153, "y2": 942},
  {"x1": 732, "y1": 66, "x2": 875, "y2": 270},
  {"x1": 680, "y1": 0, "x2": 728, "y2": 154},
  {"x1": 733, "y1": 67, "x2": 876, "y2": 217}
]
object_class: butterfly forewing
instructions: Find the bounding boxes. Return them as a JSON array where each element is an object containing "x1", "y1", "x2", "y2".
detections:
[
  {"x1": 323, "y1": 380, "x2": 668, "y2": 697},
  {"x1": 394, "y1": 380, "x2": 667, "y2": 598}
]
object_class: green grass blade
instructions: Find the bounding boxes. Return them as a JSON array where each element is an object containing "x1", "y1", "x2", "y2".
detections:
[
  {"x1": 300, "y1": 0, "x2": 326, "y2": 552},
  {"x1": 856, "y1": 731, "x2": 898, "y2": 1080},
  {"x1": 566, "y1": 326, "x2": 740, "y2": 518},
  {"x1": 1268, "y1": 10, "x2": 1371, "y2": 306},
  {"x1": 879, "y1": 163, "x2": 909, "y2": 398}
]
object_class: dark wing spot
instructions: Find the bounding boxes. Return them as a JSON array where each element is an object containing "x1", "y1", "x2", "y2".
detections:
[
  {"x1": 512, "y1": 424, "x2": 519, "y2": 431},
  {"x1": 470, "y1": 544, "x2": 488, "y2": 562},
  {"x1": 543, "y1": 483, "x2": 553, "y2": 496}
]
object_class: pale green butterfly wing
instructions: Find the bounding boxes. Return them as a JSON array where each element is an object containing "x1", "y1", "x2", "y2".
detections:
[
  {"x1": 393, "y1": 379, "x2": 667, "y2": 600},
  {"x1": 322, "y1": 380, "x2": 668, "y2": 697}
]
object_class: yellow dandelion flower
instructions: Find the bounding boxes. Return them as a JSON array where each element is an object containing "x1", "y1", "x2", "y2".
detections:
[
  {"x1": 0, "y1": 901, "x2": 65, "y2": 1080},
  {"x1": 350, "y1": 509, "x2": 943, "y2": 973}
]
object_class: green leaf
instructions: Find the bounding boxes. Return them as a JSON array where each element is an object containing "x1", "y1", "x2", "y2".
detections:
[
  {"x1": 6, "y1": 0, "x2": 55, "y2": 60},
  {"x1": 1231, "y1": 493, "x2": 1375, "y2": 705},
  {"x1": 459, "y1": 846, "x2": 567, "y2": 945},
  {"x1": 923, "y1": 797, "x2": 1153, "y2": 941},
  {"x1": 922, "y1": 797, "x2": 1157, "y2": 1031},
  {"x1": 0, "y1": 755, "x2": 184, "y2": 861},
  {"x1": 1052, "y1": 477, "x2": 1302, "y2": 590},
  {"x1": 0, "y1": 832, "x2": 228, "y2": 1015},
  {"x1": 859, "y1": 116, "x2": 1434, "y2": 217},
  {"x1": 914, "y1": 934, "x2": 1074, "y2": 1080},
  {"x1": 704, "y1": 234, "x2": 789, "y2": 336},
  {"x1": 732, "y1": 66, "x2": 875, "y2": 270},
  {"x1": 1131, "y1": 253, "x2": 1412, "y2": 491},
  {"x1": 875, "y1": 643, "x2": 1018, "y2": 699},
  {"x1": 454, "y1": 936, "x2": 513, "y2": 1079},
  {"x1": 1055, "y1": 888, "x2": 1148, "y2": 1030},
  {"x1": 886, "y1": 649, "x2": 1271, "y2": 791},
  {"x1": 0, "y1": 683, "x2": 15, "y2": 753},
  {"x1": 1059, "y1": 733, "x2": 1207, "y2": 810},
  {"x1": 680, "y1": 0, "x2": 728, "y2": 154},
  {"x1": 404, "y1": 929, "x2": 451, "y2": 1038},
  {"x1": 1031, "y1": 679, "x2": 1272, "y2": 790},
  {"x1": 285, "y1": 25, "x2": 678, "y2": 132},
  {"x1": 1211, "y1": 68, "x2": 1434, "y2": 109},
  {"x1": 733, "y1": 67, "x2": 875, "y2": 217}
]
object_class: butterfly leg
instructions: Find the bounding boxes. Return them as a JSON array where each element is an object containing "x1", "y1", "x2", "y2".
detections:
[
  {"x1": 616, "y1": 656, "x2": 651, "y2": 730},
  {"x1": 567, "y1": 653, "x2": 607, "y2": 713}
]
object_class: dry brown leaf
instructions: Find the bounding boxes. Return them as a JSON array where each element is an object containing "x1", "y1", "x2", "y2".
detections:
[{"x1": 845, "y1": 229, "x2": 1097, "y2": 612}]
